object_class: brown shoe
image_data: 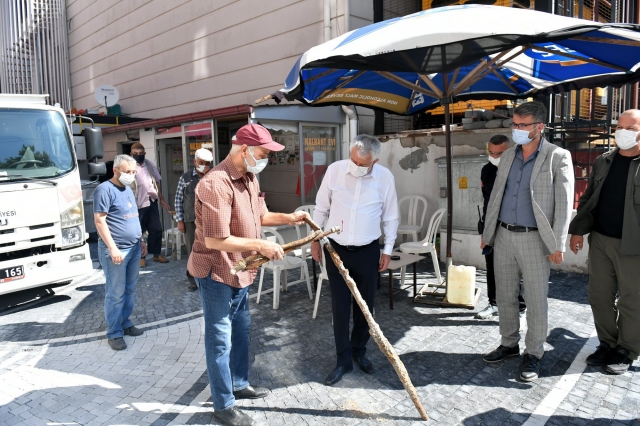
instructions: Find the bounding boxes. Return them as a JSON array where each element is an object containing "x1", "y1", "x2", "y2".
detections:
[
  {"x1": 140, "y1": 258, "x2": 147, "y2": 268},
  {"x1": 153, "y1": 255, "x2": 169, "y2": 263}
]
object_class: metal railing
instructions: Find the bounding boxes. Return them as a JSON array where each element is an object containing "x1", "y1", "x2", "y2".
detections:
[{"x1": 0, "y1": 0, "x2": 71, "y2": 107}]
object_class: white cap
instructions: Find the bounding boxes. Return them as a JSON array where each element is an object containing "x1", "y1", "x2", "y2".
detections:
[{"x1": 195, "y1": 148, "x2": 213, "y2": 162}]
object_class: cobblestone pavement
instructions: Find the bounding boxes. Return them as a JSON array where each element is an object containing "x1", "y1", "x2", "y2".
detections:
[{"x1": 0, "y1": 244, "x2": 639, "y2": 425}]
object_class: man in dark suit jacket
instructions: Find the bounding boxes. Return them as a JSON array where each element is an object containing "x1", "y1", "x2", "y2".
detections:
[{"x1": 568, "y1": 109, "x2": 640, "y2": 375}]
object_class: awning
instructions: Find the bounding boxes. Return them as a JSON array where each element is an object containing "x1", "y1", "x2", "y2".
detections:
[{"x1": 101, "y1": 104, "x2": 252, "y2": 134}]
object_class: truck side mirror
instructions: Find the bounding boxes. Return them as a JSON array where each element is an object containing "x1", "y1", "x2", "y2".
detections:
[
  {"x1": 88, "y1": 162, "x2": 107, "y2": 176},
  {"x1": 82, "y1": 127, "x2": 104, "y2": 160}
]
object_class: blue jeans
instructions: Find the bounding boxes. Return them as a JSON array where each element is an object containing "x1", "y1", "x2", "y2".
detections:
[
  {"x1": 99, "y1": 240, "x2": 141, "y2": 339},
  {"x1": 197, "y1": 276, "x2": 251, "y2": 411}
]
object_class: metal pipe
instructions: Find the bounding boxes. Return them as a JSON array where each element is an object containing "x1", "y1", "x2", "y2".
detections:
[
  {"x1": 343, "y1": 0, "x2": 350, "y2": 33},
  {"x1": 61, "y1": 0, "x2": 72, "y2": 111},
  {"x1": 342, "y1": 105, "x2": 358, "y2": 143},
  {"x1": 323, "y1": 0, "x2": 331, "y2": 42}
]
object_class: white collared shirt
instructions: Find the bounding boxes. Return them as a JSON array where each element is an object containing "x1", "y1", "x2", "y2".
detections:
[{"x1": 313, "y1": 159, "x2": 399, "y2": 255}]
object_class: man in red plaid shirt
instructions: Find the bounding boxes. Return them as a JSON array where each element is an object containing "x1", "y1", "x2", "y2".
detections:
[{"x1": 188, "y1": 124, "x2": 307, "y2": 426}]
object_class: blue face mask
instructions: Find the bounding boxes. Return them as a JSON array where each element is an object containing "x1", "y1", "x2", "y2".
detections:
[{"x1": 511, "y1": 128, "x2": 535, "y2": 145}]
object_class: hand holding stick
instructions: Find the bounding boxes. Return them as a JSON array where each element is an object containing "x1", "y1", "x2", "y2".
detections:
[{"x1": 230, "y1": 226, "x2": 341, "y2": 275}]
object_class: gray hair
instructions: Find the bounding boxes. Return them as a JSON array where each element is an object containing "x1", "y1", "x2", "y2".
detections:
[
  {"x1": 513, "y1": 101, "x2": 548, "y2": 123},
  {"x1": 350, "y1": 134, "x2": 381, "y2": 160},
  {"x1": 114, "y1": 154, "x2": 136, "y2": 169}
]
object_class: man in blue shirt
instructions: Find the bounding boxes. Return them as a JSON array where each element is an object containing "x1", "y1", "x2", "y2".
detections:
[{"x1": 94, "y1": 154, "x2": 148, "y2": 351}]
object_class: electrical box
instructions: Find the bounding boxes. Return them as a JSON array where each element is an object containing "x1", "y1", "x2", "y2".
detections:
[{"x1": 74, "y1": 136, "x2": 87, "y2": 161}]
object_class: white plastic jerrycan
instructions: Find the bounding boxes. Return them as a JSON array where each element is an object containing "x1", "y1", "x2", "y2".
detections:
[{"x1": 447, "y1": 264, "x2": 476, "y2": 305}]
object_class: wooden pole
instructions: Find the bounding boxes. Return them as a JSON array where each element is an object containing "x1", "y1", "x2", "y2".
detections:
[{"x1": 304, "y1": 218, "x2": 429, "y2": 421}]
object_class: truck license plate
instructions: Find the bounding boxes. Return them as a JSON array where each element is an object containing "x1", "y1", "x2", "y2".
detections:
[{"x1": 0, "y1": 266, "x2": 25, "y2": 283}]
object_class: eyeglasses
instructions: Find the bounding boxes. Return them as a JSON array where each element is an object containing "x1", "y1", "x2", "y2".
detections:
[{"x1": 509, "y1": 122, "x2": 541, "y2": 130}]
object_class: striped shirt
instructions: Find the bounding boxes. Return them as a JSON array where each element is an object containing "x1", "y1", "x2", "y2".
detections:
[{"x1": 187, "y1": 156, "x2": 268, "y2": 288}]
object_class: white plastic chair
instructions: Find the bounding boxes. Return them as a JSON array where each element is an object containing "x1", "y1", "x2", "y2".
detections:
[
  {"x1": 163, "y1": 214, "x2": 184, "y2": 260},
  {"x1": 398, "y1": 208, "x2": 446, "y2": 287},
  {"x1": 256, "y1": 228, "x2": 313, "y2": 309},
  {"x1": 397, "y1": 195, "x2": 428, "y2": 242},
  {"x1": 312, "y1": 249, "x2": 329, "y2": 319},
  {"x1": 293, "y1": 204, "x2": 316, "y2": 262}
]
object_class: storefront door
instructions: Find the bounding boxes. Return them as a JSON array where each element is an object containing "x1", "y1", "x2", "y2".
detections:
[
  {"x1": 184, "y1": 121, "x2": 216, "y2": 170},
  {"x1": 157, "y1": 138, "x2": 183, "y2": 232},
  {"x1": 299, "y1": 124, "x2": 339, "y2": 205}
]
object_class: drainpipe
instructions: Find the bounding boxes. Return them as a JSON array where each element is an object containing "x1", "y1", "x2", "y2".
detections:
[
  {"x1": 342, "y1": 105, "x2": 358, "y2": 143},
  {"x1": 343, "y1": 0, "x2": 350, "y2": 33},
  {"x1": 324, "y1": 0, "x2": 331, "y2": 42}
]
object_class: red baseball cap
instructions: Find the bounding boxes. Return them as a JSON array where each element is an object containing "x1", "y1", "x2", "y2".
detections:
[{"x1": 233, "y1": 124, "x2": 284, "y2": 152}]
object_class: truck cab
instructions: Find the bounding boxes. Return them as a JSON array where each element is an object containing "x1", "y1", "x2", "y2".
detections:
[{"x1": 0, "y1": 94, "x2": 96, "y2": 296}]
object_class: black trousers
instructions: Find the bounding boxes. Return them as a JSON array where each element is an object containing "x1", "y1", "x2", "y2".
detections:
[
  {"x1": 485, "y1": 249, "x2": 526, "y2": 311},
  {"x1": 138, "y1": 200, "x2": 163, "y2": 257},
  {"x1": 325, "y1": 239, "x2": 379, "y2": 367}
]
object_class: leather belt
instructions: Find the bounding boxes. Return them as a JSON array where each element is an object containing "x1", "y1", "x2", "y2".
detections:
[
  {"x1": 329, "y1": 239, "x2": 377, "y2": 251},
  {"x1": 499, "y1": 221, "x2": 538, "y2": 233}
]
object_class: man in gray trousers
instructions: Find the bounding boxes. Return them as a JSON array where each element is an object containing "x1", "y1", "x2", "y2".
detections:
[
  {"x1": 482, "y1": 101, "x2": 574, "y2": 382},
  {"x1": 568, "y1": 109, "x2": 640, "y2": 375}
]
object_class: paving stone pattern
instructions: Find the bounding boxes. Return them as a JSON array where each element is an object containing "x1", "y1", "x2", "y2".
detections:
[{"x1": 0, "y1": 244, "x2": 638, "y2": 425}]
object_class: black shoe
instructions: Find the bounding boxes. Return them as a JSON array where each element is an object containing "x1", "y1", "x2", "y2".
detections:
[
  {"x1": 233, "y1": 385, "x2": 270, "y2": 400},
  {"x1": 519, "y1": 353, "x2": 541, "y2": 382},
  {"x1": 108, "y1": 337, "x2": 127, "y2": 351},
  {"x1": 187, "y1": 283, "x2": 198, "y2": 292},
  {"x1": 352, "y1": 355, "x2": 374, "y2": 374},
  {"x1": 586, "y1": 344, "x2": 614, "y2": 367},
  {"x1": 123, "y1": 326, "x2": 144, "y2": 337},
  {"x1": 213, "y1": 406, "x2": 256, "y2": 426},
  {"x1": 603, "y1": 346, "x2": 633, "y2": 375},
  {"x1": 483, "y1": 345, "x2": 519, "y2": 363},
  {"x1": 324, "y1": 365, "x2": 352, "y2": 386}
]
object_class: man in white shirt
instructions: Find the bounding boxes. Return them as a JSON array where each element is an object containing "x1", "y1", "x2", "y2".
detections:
[{"x1": 311, "y1": 134, "x2": 399, "y2": 386}]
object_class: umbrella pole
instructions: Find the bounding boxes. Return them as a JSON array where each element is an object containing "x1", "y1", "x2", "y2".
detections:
[{"x1": 444, "y1": 102, "x2": 453, "y2": 275}]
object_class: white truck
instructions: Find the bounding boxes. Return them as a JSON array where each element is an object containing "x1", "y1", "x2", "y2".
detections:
[{"x1": 0, "y1": 94, "x2": 103, "y2": 298}]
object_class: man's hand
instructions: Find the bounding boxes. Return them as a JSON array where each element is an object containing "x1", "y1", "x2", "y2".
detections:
[
  {"x1": 311, "y1": 241, "x2": 322, "y2": 263},
  {"x1": 110, "y1": 247, "x2": 124, "y2": 265},
  {"x1": 287, "y1": 211, "x2": 309, "y2": 226},
  {"x1": 379, "y1": 254, "x2": 391, "y2": 272},
  {"x1": 569, "y1": 235, "x2": 584, "y2": 255},
  {"x1": 480, "y1": 237, "x2": 487, "y2": 250},
  {"x1": 548, "y1": 251, "x2": 564, "y2": 264},
  {"x1": 258, "y1": 240, "x2": 284, "y2": 260},
  {"x1": 141, "y1": 241, "x2": 148, "y2": 257},
  {"x1": 160, "y1": 199, "x2": 171, "y2": 212},
  {"x1": 177, "y1": 221, "x2": 185, "y2": 233}
]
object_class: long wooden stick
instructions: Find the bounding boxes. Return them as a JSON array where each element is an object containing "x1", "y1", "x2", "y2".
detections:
[
  {"x1": 230, "y1": 226, "x2": 340, "y2": 275},
  {"x1": 304, "y1": 217, "x2": 429, "y2": 421}
]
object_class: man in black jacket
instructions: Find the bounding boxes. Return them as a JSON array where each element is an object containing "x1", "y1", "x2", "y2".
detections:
[
  {"x1": 568, "y1": 109, "x2": 640, "y2": 375},
  {"x1": 477, "y1": 134, "x2": 527, "y2": 319}
]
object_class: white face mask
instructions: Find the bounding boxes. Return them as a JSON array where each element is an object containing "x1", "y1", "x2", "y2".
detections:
[
  {"x1": 117, "y1": 171, "x2": 135, "y2": 186},
  {"x1": 511, "y1": 128, "x2": 536, "y2": 145},
  {"x1": 196, "y1": 165, "x2": 209, "y2": 174},
  {"x1": 348, "y1": 159, "x2": 371, "y2": 177},
  {"x1": 614, "y1": 129, "x2": 640, "y2": 150},
  {"x1": 487, "y1": 156, "x2": 500, "y2": 167},
  {"x1": 245, "y1": 147, "x2": 268, "y2": 174}
]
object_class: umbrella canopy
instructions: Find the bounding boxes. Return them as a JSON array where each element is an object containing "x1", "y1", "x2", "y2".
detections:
[
  {"x1": 264, "y1": 5, "x2": 640, "y2": 267},
  {"x1": 279, "y1": 5, "x2": 640, "y2": 114}
]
